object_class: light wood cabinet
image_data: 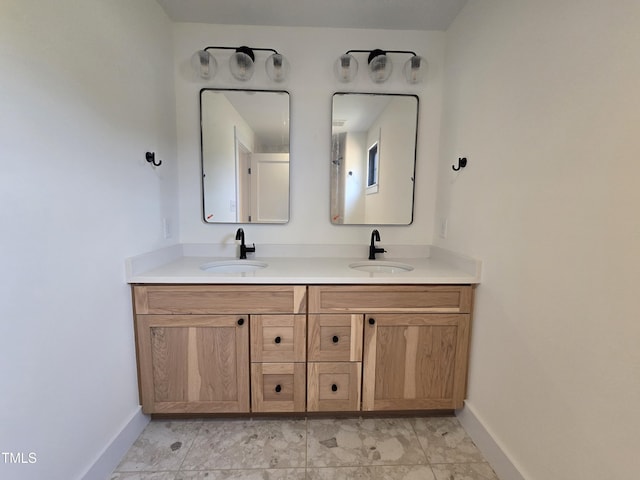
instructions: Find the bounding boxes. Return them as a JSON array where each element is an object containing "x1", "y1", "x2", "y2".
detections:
[
  {"x1": 309, "y1": 285, "x2": 473, "y2": 412},
  {"x1": 133, "y1": 285, "x2": 306, "y2": 414},
  {"x1": 132, "y1": 283, "x2": 473, "y2": 415}
]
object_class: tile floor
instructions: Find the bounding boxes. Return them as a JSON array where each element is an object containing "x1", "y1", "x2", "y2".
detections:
[{"x1": 111, "y1": 416, "x2": 499, "y2": 480}]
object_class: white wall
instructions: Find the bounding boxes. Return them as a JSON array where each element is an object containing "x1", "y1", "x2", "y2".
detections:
[
  {"x1": 0, "y1": 1, "x2": 177, "y2": 479},
  {"x1": 174, "y1": 24, "x2": 444, "y2": 245},
  {"x1": 437, "y1": 1, "x2": 640, "y2": 478}
]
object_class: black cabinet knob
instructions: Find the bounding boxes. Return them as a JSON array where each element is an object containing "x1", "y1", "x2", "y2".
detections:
[
  {"x1": 275, "y1": 336, "x2": 281, "y2": 344},
  {"x1": 332, "y1": 335, "x2": 339, "y2": 343},
  {"x1": 237, "y1": 318, "x2": 245, "y2": 326},
  {"x1": 368, "y1": 318, "x2": 375, "y2": 325},
  {"x1": 275, "y1": 384, "x2": 282, "y2": 393},
  {"x1": 331, "y1": 384, "x2": 338, "y2": 392}
]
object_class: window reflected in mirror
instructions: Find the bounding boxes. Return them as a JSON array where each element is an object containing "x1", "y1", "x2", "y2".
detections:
[
  {"x1": 200, "y1": 89, "x2": 290, "y2": 223},
  {"x1": 330, "y1": 93, "x2": 418, "y2": 225}
]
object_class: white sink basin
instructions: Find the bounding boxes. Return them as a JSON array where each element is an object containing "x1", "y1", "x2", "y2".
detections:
[
  {"x1": 349, "y1": 261, "x2": 414, "y2": 273},
  {"x1": 200, "y1": 260, "x2": 268, "y2": 273}
]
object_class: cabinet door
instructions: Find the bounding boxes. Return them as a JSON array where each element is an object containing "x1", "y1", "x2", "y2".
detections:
[
  {"x1": 136, "y1": 315, "x2": 249, "y2": 414},
  {"x1": 362, "y1": 314, "x2": 470, "y2": 411}
]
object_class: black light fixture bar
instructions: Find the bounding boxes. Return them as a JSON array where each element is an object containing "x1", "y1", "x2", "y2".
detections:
[
  {"x1": 204, "y1": 45, "x2": 280, "y2": 56},
  {"x1": 345, "y1": 49, "x2": 418, "y2": 60}
]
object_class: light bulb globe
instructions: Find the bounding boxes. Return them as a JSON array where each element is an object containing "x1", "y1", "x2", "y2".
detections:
[
  {"x1": 266, "y1": 53, "x2": 289, "y2": 82},
  {"x1": 367, "y1": 53, "x2": 392, "y2": 83},
  {"x1": 403, "y1": 55, "x2": 427, "y2": 84},
  {"x1": 191, "y1": 50, "x2": 216, "y2": 80},
  {"x1": 334, "y1": 54, "x2": 358, "y2": 83},
  {"x1": 230, "y1": 50, "x2": 255, "y2": 81}
]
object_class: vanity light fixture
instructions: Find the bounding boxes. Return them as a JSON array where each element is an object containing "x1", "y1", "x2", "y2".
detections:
[
  {"x1": 191, "y1": 45, "x2": 289, "y2": 82},
  {"x1": 334, "y1": 49, "x2": 427, "y2": 84}
]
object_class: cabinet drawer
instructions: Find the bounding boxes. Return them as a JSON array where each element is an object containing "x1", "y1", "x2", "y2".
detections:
[
  {"x1": 250, "y1": 315, "x2": 306, "y2": 363},
  {"x1": 251, "y1": 363, "x2": 306, "y2": 412},
  {"x1": 133, "y1": 285, "x2": 307, "y2": 314},
  {"x1": 307, "y1": 362, "x2": 361, "y2": 412},
  {"x1": 308, "y1": 314, "x2": 363, "y2": 362},
  {"x1": 309, "y1": 285, "x2": 472, "y2": 314}
]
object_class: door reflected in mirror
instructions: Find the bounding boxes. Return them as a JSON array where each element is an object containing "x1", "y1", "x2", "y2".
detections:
[
  {"x1": 201, "y1": 89, "x2": 290, "y2": 223},
  {"x1": 331, "y1": 92, "x2": 418, "y2": 225}
]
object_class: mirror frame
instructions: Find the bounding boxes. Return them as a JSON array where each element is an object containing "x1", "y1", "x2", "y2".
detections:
[
  {"x1": 199, "y1": 88, "x2": 291, "y2": 224},
  {"x1": 330, "y1": 92, "x2": 419, "y2": 225}
]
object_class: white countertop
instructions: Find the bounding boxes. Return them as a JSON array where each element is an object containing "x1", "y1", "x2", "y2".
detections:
[{"x1": 125, "y1": 244, "x2": 481, "y2": 285}]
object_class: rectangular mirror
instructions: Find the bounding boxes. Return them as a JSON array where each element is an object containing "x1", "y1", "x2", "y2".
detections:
[
  {"x1": 330, "y1": 92, "x2": 418, "y2": 225},
  {"x1": 201, "y1": 89, "x2": 290, "y2": 223}
]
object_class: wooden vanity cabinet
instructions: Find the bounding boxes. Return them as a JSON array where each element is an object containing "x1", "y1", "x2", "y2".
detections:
[
  {"x1": 133, "y1": 285, "x2": 306, "y2": 414},
  {"x1": 132, "y1": 283, "x2": 473, "y2": 415},
  {"x1": 308, "y1": 285, "x2": 473, "y2": 412}
]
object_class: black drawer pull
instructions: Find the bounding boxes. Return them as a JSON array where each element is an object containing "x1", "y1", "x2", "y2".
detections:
[
  {"x1": 275, "y1": 336, "x2": 281, "y2": 344},
  {"x1": 331, "y1": 384, "x2": 338, "y2": 392},
  {"x1": 275, "y1": 384, "x2": 282, "y2": 393},
  {"x1": 332, "y1": 335, "x2": 339, "y2": 343},
  {"x1": 368, "y1": 318, "x2": 375, "y2": 325},
  {"x1": 237, "y1": 318, "x2": 245, "y2": 326}
]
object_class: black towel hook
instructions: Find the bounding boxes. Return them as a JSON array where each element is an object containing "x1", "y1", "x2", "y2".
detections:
[
  {"x1": 452, "y1": 157, "x2": 467, "y2": 171},
  {"x1": 145, "y1": 152, "x2": 162, "y2": 167}
]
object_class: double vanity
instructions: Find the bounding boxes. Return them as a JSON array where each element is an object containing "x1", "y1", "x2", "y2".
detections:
[
  {"x1": 127, "y1": 243, "x2": 480, "y2": 416},
  {"x1": 130, "y1": 71, "x2": 479, "y2": 417}
]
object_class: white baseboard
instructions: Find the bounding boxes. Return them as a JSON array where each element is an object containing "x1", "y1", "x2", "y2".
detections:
[
  {"x1": 81, "y1": 407, "x2": 149, "y2": 480},
  {"x1": 456, "y1": 403, "x2": 526, "y2": 480}
]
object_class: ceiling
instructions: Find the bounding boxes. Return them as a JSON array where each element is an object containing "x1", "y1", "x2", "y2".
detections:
[{"x1": 156, "y1": 0, "x2": 468, "y2": 31}]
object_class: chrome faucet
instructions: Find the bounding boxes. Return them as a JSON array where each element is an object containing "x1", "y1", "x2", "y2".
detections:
[
  {"x1": 368, "y1": 229, "x2": 386, "y2": 260},
  {"x1": 235, "y1": 228, "x2": 256, "y2": 259}
]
